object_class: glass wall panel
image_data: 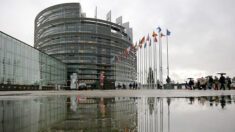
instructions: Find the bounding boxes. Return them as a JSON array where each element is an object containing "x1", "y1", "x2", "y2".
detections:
[{"x1": 0, "y1": 31, "x2": 67, "y2": 86}]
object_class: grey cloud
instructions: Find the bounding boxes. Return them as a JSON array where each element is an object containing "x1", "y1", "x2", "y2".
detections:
[{"x1": 0, "y1": 0, "x2": 234, "y2": 82}]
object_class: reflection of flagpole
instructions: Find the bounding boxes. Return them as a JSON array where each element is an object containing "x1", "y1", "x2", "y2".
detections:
[
  {"x1": 167, "y1": 98, "x2": 171, "y2": 132},
  {"x1": 160, "y1": 98, "x2": 163, "y2": 132}
]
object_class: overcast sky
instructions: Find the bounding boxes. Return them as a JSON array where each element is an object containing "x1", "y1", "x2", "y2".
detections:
[{"x1": 0, "y1": 0, "x2": 234, "y2": 82}]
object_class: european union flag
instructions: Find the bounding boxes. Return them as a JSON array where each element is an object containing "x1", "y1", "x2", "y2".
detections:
[
  {"x1": 157, "y1": 26, "x2": 161, "y2": 33},
  {"x1": 167, "y1": 29, "x2": 171, "y2": 36}
]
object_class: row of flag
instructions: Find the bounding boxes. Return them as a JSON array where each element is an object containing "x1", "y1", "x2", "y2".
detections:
[{"x1": 111, "y1": 27, "x2": 171, "y2": 63}]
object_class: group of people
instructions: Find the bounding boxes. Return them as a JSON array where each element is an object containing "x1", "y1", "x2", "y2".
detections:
[
  {"x1": 185, "y1": 74, "x2": 232, "y2": 90},
  {"x1": 117, "y1": 82, "x2": 138, "y2": 89}
]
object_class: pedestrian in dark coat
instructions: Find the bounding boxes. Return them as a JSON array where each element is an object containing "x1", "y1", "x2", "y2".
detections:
[
  {"x1": 219, "y1": 75, "x2": 226, "y2": 90},
  {"x1": 208, "y1": 76, "x2": 214, "y2": 89},
  {"x1": 129, "y1": 83, "x2": 132, "y2": 89},
  {"x1": 227, "y1": 77, "x2": 232, "y2": 90}
]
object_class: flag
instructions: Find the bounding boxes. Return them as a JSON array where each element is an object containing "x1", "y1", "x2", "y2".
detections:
[
  {"x1": 154, "y1": 37, "x2": 158, "y2": 42},
  {"x1": 152, "y1": 31, "x2": 157, "y2": 37},
  {"x1": 144, "y1": 42, "x2": 147, "y2": 48},
  {"x1": 167, "y1": 29, "x2": 171, "y2": 36},
  {"x1": 157, "y1": 26, "x2": 161, "y2": 33},
  {"x1": 139, "y1": 44, "x2": 142, "y2": 48},
  {"x1": 141, "y1": 37, "x2": 145, "y2": 44},
  {"x1": 149, "y1": 39, "x2": 152, "y2": 46},
  {"x1": 134, "y1": 42, "x2": 137, "y2": 49},
  {"x1": 147, "y1": 34, "x2": 150, "y2": 41},
  {"x1": 160, "y1": 33, "x2": 166, "y2": 37}
]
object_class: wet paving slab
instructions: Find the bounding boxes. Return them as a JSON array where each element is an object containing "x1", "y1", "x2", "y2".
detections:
[{"x1": 0, "y1": 90, "x2": 235, "y2": 132}]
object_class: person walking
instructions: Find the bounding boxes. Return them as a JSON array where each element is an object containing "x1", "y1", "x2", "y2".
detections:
[
  {"x1": 208, "y1": 76, "x2": 214, "y2": 90},
  {"x1": 197, "y1": 78, "x2": 201, "y2": 90},
  {"x1": 214, "y1": 76, "x2": 219, "y2": 90},
  {"x1": 118, "y1": 83, "x2": 121, "y2": 89},
  {"x1": 200, "y1": 77, "x2": 207, "y2": 90},
  {"x1": 122, "y1": 83, "x2": 126, "y2": 89},
  {"x1": 227, "y1": 76, "x2": 232, "y2": 90},
  {"x1": 129, "y1": 83, "x2": 133, "y2": 89},
  {"x1": 185, "y1": 81, "x2": 190, "y2": 90},
  {"x1": 219, "y1": 74, "x2": 226, "y2": 90},
  {"x1": 189, "y1": 79, "x2": 194, "y2": 90}
]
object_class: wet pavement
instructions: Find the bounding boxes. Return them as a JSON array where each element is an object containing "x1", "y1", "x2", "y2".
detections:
[
  {"x1": 1, "y1": 90, "x2": 235, "y2": 98},
  {"x1": 1, "y1": 90, "x2": 235, "y2": 132}
]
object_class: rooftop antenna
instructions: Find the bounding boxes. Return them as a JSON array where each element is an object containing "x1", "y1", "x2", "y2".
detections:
[
  {"x1": 95, "y1": 6, "x2": 97, "y2": 18},
  {"x1": 106, "y1": 10, "x2": 111, "y2": 22}
]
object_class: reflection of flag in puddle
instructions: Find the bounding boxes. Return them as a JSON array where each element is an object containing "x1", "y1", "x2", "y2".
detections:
[
  {"x1": 78, "y1": 96, "x2": 87, "y2": 104},
  {"x1": 100, "y1": 97, "x2": 105, "y2": 118}
]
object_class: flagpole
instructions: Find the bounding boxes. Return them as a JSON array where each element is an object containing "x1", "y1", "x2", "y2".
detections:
[
  {"x1": 159, "y1": 34, "x2": 163, "y2": 89},
  {"x1": 143, "y1": 45, "x2": 146, "y2": 86},
  {"x1": 140, "y1": 46, "x2": 142, "y2": 87},
  {"x1": 167, "y1": 35, "x2": 169, "y2": 78},
  {"x1": 145, "y1": 44, "x2": 147, "y2": 88},
  {"x1": 147, "y1": 43, "x2": 149, "y2": 89},
  {"x1": 142, "y1": 46, "x2": 144, "y2": 87},
  {"x1": 138, "y1": 46, "x2": 140, "y2": 86},
  {"x1": 154, "y1": 39, "x2": 156, "y2": 89},
  {"x1": 137, "y1": 47, "x2": 139, "y2": 85},
  {"x1": 149, "y1": 41, "x2": 151, "y2": 89},
  {"x1": 152, "y1": 39, "x2": 154, "y2": 89},
  {"x1": 143, "y1": 45, "x2": 145, "y2": 88},
  {"x1": 146, "y1": 44, "x2": 148, "y2": 88},
  {"x1": 138, "y1": 47, "x2": 140, "y2": 86}
]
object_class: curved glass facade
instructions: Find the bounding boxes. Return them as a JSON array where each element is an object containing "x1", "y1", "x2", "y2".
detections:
[{"x1": 35, "y1": 3, "x2": 136, "y2": 88}]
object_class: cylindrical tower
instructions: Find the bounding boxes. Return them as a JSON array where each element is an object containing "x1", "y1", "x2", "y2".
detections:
[{"x1": 34, "y1": 3, "x2": 136, "y2": 88}]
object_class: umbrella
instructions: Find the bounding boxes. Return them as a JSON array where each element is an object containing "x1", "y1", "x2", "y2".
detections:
[
  {"x1": 217, "y1": 73, "x2": 226, "y2": 75},
  {"x1": 187, "y1": 78, "x2": 193, "y2": 80}
]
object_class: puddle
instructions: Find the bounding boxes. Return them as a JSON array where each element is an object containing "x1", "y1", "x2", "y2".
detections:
[{"x1": 0, "y1": 95, "x2": 235, "y2": 132}]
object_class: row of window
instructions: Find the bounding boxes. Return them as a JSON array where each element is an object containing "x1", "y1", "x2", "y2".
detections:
[
  {"x1": 37, "y1": 6, "x2": 81, "y2": 26},
  {"x1": 37, "y1": 34, "x2": 130, "y2": 50}
]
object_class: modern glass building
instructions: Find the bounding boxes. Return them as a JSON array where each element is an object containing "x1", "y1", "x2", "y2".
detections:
[
  {"x1": 0, "y1": 31, "x2": 67, "y2": 88},
  {"x1": 34, "y1": 3, "x2": 137, "y2": 88}
]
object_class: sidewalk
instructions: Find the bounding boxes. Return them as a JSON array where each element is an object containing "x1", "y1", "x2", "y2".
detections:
[{"x1": 0, "y1": 90, "x2": 235, "y2": 100}]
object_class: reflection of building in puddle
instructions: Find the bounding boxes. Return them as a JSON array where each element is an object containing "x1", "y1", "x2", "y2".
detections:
[
  {"x1": 50, "y1": 96, "x2": 137, "y2": 131},
  {"x1": 0, "y1": 97, "x2": 67, "y2": 132}
]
